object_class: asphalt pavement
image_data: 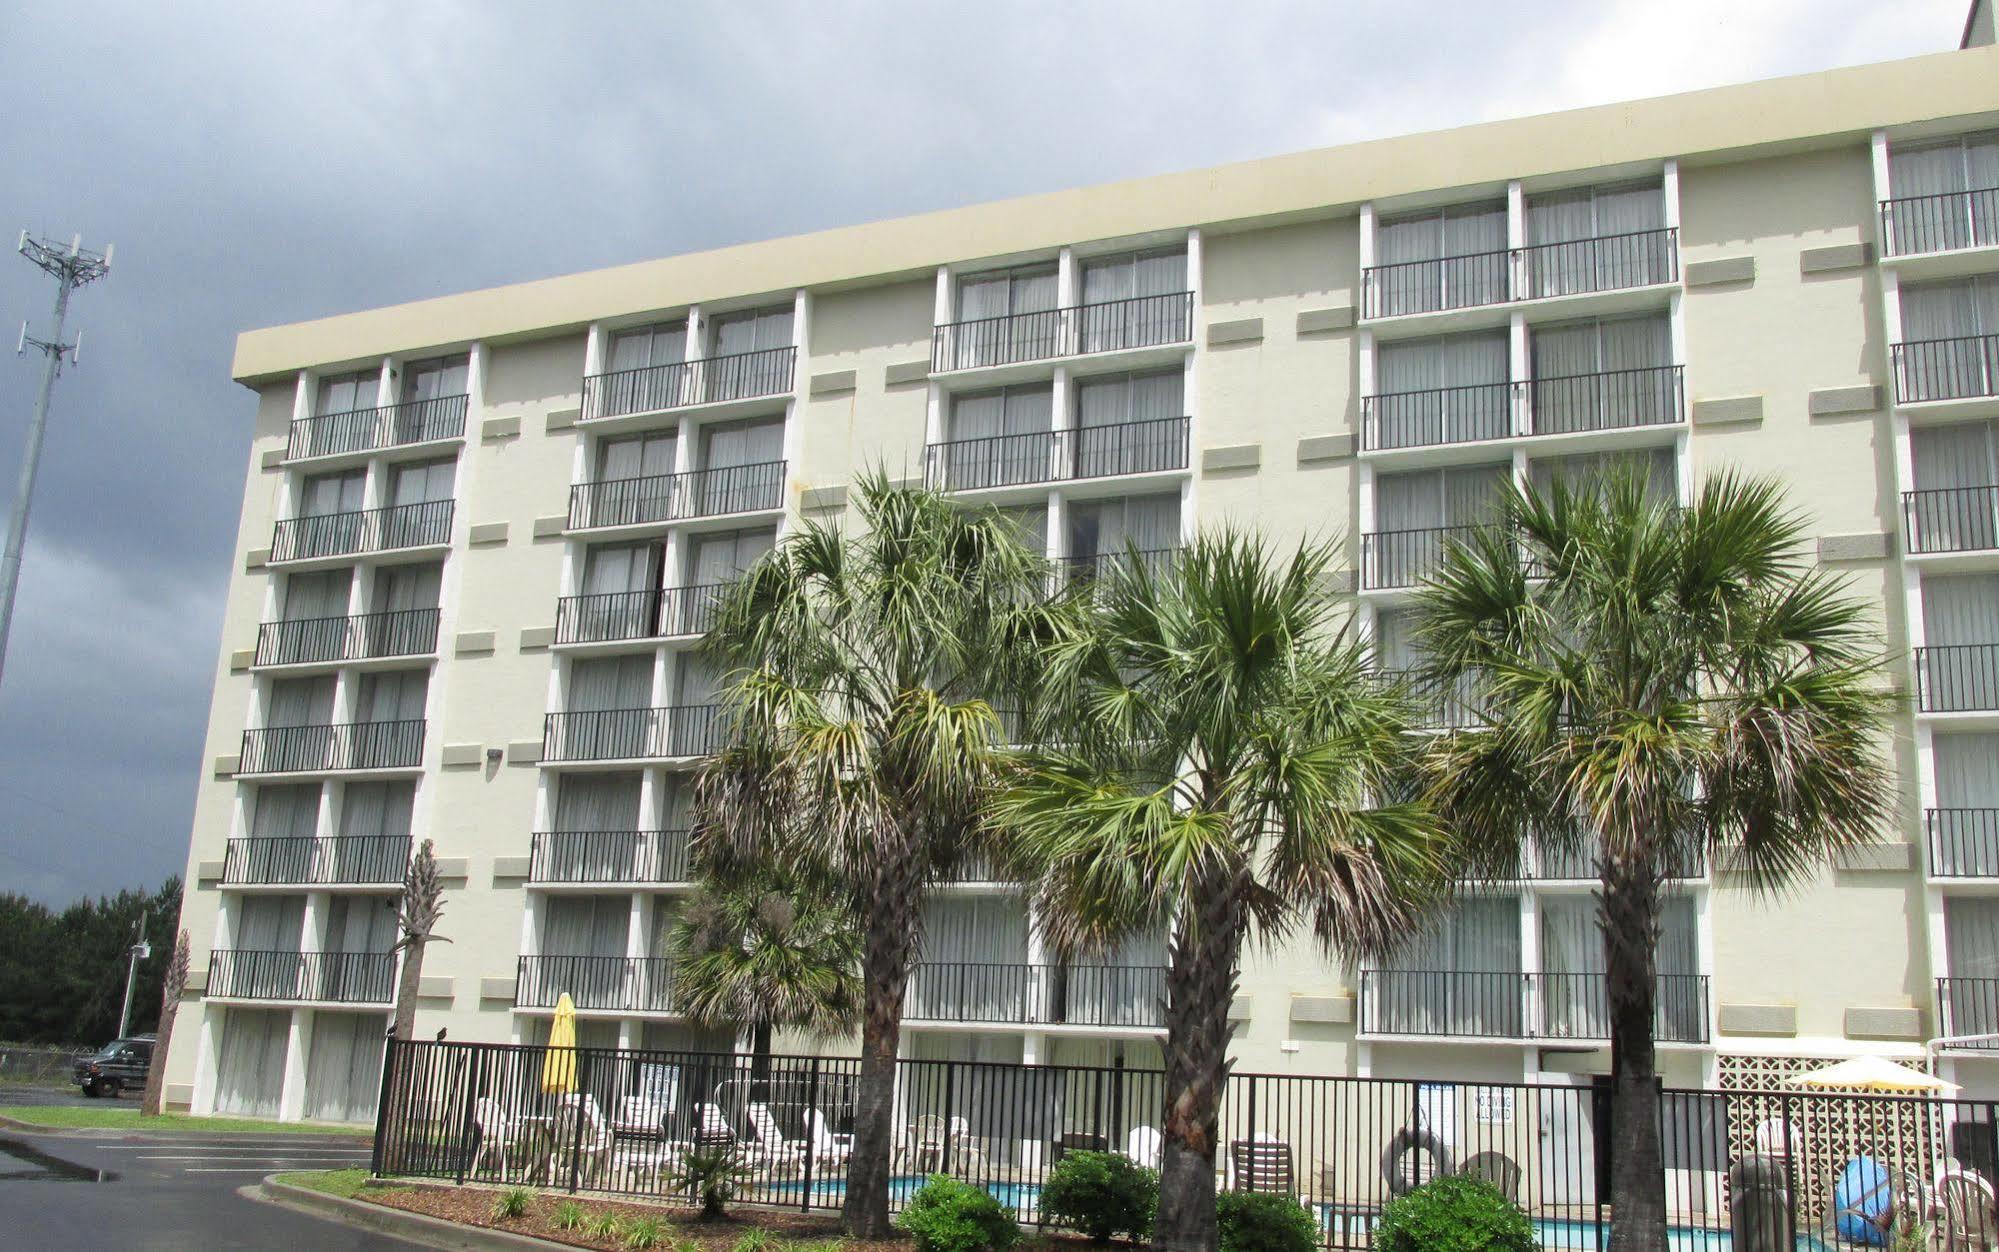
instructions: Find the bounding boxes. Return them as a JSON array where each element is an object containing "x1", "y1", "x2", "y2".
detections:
[{"x1": 0, "y1": 1118, "x2": 425, "y2": 1251}]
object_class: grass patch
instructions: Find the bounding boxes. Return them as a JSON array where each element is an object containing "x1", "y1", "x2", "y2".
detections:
[
  {"x1": 0, "y1": 1105, "x2": 364, "y2": 1135},
  {"x1": 272, "y1": 1168, "x2": 372, "y2": 1199}
]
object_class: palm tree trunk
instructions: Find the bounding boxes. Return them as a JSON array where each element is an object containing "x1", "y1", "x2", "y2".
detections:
[
  {"x1": 1602, "y1": 868, "x2": 1666, "y2": 1252},
  {"x1": 392, "y1": 940, "x2": 425, "y2": 1043},
  {"x1": 1152, "y1": 881, "x2": 1244, "y2": 1252},
  {"x1": 842, "y1": 872, "x2": 919, "y2": 1238}
]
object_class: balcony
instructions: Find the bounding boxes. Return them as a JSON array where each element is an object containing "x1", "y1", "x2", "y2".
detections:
[
  {"x1": 253, "y1": 608, "x2": 440, "y2": 668},
  {"x1": 567, "y1": 461, "x2": 785, "y2": 531},
  {"x1": 528, "y1": 830, "x2": 693, "y2": 885},
  {"x1": 1937, "y1": 977, "x2": 1999, "y2": 1048},
  {"x1": 579, "y1": 346, "x2": 797, "y2": 421},
  {"x1": 515, "y1": 954, "x2": 676, "y2": 1013},
  {"x1": 905, "y1": 962, "x2": 1165, "y2": 1029},
  {"x1": 270, "y1": 500, "x2": 455, "y2": 563},
  {"x1": 1904, "y1": 486, "x2": 1999, "y2": 556},
  {"x1": 1362, "y1": 382, "x2": 1514, "y2": 452},
  {"x1": 1059, "y1": 548, "x2": 1176, "y2": 589},
  {"x1": 553, "y1": 585, "x2": 725, "y2": 647},
  {"x1": 1927, "y1": 809, "x2": 1999, "y2": 878},
  {"x1": 207, "y1": 949, "x2": 395, "y2": 1005},
  {"x1": 285, "y1": 394, "x2": 469, "y2": 462},
  {"x1": 1377, "y1": 669, "x2": 1485, "y2": 731},
  {"x1": 1916, "y1": 644, "x2": 1999, "y2": 713},
  {"x1": 1892, "y1": 334, "x2": 1999, "y2": 405},
  {"x1": 238, "y1": 720, "x2": 426, "y2": 775},
  {"x1": 220, "y1": 835, "x2": 411, "y2": 887},
  {"x1": 541, "y1": 705, "x2": 721, "y2": 763},
  {"x1": 1880, "y1": 188, "x2": 1999, "y2": 259},
  {"x1": 1525, "y1": 833, "x2": 1706, "y2": 882},
  {"x1": 1357, "y1": 970, "x2": 1709, "y2": 1043},
  {"x1": 1361, "y1": 229, "x2": 1678, "y2": 321},
  {"x1": 924, "y1": 416, "x2": 1190, "y2": 493},
  {"x1": 930, "y1": 292, "x2": 1194, "y2": 373},
  {"x1": 1522, "y1": 365, "x2": 1684, "y2": 437},
  {"x1": 1360, "y1": 524, "x2": 1484, "y2": 591}
]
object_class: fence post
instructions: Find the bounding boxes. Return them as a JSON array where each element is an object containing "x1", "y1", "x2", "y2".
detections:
[
  {"x1": 567, "y1": 1050, "x2": 586, "y2": 1195},
  {"x1": 801, "y1": 1057, "x2": 822, "y2": 1214},
  {"x1": 456, "y1": 1046, "x2": 481, "y2": 1185},
  {"x1": 371, "y1": 1033, "x2": 398, "y2": 1176},
  {"x1": 942, "y1": 1060, "x2": 958, "y2": 1177}
]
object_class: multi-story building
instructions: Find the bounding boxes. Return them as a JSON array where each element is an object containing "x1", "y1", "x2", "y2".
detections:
[{"x1": 162, "y1": 27, "x2": 1999, "y2": 1125}]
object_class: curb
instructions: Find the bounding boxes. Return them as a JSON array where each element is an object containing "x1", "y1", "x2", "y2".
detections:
[
  {"x1": 256, "y1": 1176, "x2": 572, "y2": 1250},
  {"x1": 0, "y1": 1112, "x2": 372, "y2": 1141}
]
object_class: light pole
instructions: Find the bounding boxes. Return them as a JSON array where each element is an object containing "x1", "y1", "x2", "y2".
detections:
[
  {"x1": 4, "y1": 233, "x2": 112, "y2": 692},
  {"x1": 117, "y1": 908, "x2": 150, "y2": 1040}
]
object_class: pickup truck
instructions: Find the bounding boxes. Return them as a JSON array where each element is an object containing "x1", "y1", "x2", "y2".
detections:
[{"x1": 72, "y1": 1035, "x2": 155, "y2": 1098}]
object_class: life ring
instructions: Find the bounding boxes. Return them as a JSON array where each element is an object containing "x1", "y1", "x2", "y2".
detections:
[{"x1": 1381, "y1": 1127, "x2": 1454, "y2": 1195}]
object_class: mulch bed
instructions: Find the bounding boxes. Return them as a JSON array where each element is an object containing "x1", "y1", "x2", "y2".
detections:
[{"x1": 359, "y1": 1180, "x2": 1101, "y2": 1250}]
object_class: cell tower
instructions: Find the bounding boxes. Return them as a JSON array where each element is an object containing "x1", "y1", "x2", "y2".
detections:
[{"x1": 3, "y1": 233, "x2": 113, "y2": 692}]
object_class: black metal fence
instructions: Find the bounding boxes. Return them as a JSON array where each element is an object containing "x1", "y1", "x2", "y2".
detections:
[
  {"x1": 1516, "y1": 228, "x2": 1679, "y2": 300},
  {"x1": 1361, "y1": 382, "x2": 1515, "y2": 451},
  {"x1": 1523, "y1": 365, "x2": 1684, "y2": 437},
  {"x1": 209, "y1": 948, "x2": 395, "y2": 1004},
  {"x1": 1893, "y1": 334, "x2": 1999, "y2": 405},
  {"x1": 221, "y1": 834, "x2": 411, "y2": 886},
  {"x1": 254, "y1": 608, "x2": 441, "y2": 667},
  {"x1": 286, "y1": 394, "x2": 470, "y2": 461},
  {"x1": 553, "y1": 585, "x2": 723, "y2": 646},
  {"x1": 541, "y1": 705, "x2": 722, "y2": 763},
  {"x1": 1928, "y1": 808, "x2": 1999, "y2": 879},
  {"x1": 580, "y1": 347, "x2": 797, "y2": 420},
  {"x1": 271, "y1": 500, "x2": 456, "y2": 562},
  {"x1": 373, "y1": 1038, "x2": 1999, "y2": 1248},
  {"x1": 1880, "y1": 188, "x2": 1999, "y2": 258},
  {"x1": 1360, "y1": 525, "x2": 1484, "y2": 590},
  {"x1": 1904, "y1": 485, "x2": 1999, "y2": 555},
  {"x1": 238, "y1": 719, "x2": 426, "y2": 774},
  {"x1": 568, "y1": 461, "x2": 786, "y2": 530},
  {"x1": 905, "y1": 963, "x2": 1166, "y2": 1029},
  {"x1": 515, "y1": 956, "x2": 676, "y2": 1014},
  {"x1": 930, "y1": 292, "x2": 1193, "y2": 372},
  {"x1": 1916, "y1": 644, "x2": 1999, "y2": 713},
  {"x1": 923, "y1": 416, "x2": 1190, "y2": 493},
  {"x1": 528, "y1": 830, "x2": 694, "y2": 885},
  {"x1": 1362, "y1": 250, "x2": 1512, "y2": 320}
]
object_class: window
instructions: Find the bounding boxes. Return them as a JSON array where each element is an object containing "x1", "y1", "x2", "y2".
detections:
[
  {"x1": 336, "y1": 781, "x2": 414, "y2": 882},
  {"x1": 704, "y1": 306, "x2": 794, "y2": 400},
  {"x1": 1522, "y1": 183, "x2": 1670, "y2": 296},
  {"x1": 1932, "y1": 734, "x2": 1999, "y2": 876},
  {"x1": 1528, "y1": 315, "x2": 1676, "y2": 434},
  {"x1": 1073, "y1": 370, "x2": 1185, "y2": 477},
  {"x1": 600, "y1": 322, "x2": 690, "y2": 416},
  {"x1": 1374, "y1": 464, "x2": 1508, "y2": 533},
  {"x1": 1528, "y1": 448, "x2": 1677, "y2": 505},
  {"x1": 1944, "y1": 897, "x2": 1999, "y2": 1037},
  {"x1": 1066, "y1": 494, "x2": 1178, "y2": 577},
  {"x1": 1898, "y1": 277, "x2": 1999, "y2": 402},
  {"x1": 682, "y1": 530, "x2": 774, "y2": 632},
  {"x1": 370, "y1": 563, "x2": 441, "y2": 615},
  {"x1": 394, "y1": 355, "x2": 469, "y2": 443},
  {"x1": 571, "y1": 542, "x2": 665, "y2": 641},
  {"x1": 1887, "y1": 132, "x2": 1999, "y2": 254},
  {"x1": 1909, "y1": 421, "x2": 1999, "y2": 552},
  {"x1": 1078, "y1": 249, "x2": 1189, "y2": 351},
  {"x1": 282, "y1": 570, "x2": 351, "y2": 622},
  {"x1": 298, "y1": 469, "x2": 365, "y2": 517},
  {"x1": 316, "y1": 370, "x2": 378, "y2": 417},
  {"x1": 1372, "y1": 332, "x2": 1511, "y2": 448},
  {"x1": 560, "y1": 655, "x2": 656, "y2": 760},
  {"x1": 538, "y1": 896, "x2": 633, "y2": 1010},
  {"x1": 1920, "y1": 574, "x2": 1999, "y2": 713},
  {"x1": 1540, "y1": 894, "x2": 1698, "y2": 1039},
  {"x1": 950, "y1": 264, "x2": 1059, "y2": 367},
  {"x1": 1377, "y1": 895, "x2": 1523, "y2": 1036},
  {"x1": 939, "y1": 385, "x2": 1054, "y2": 490},
  {"x1": 305, "y1": 370, "x2": 381, "y2": 457},
  {"x1": 1372, "y1": 202, "x2": 1508, "y2": 316},
  {"x1": 695, "y1": 418, "x2": 783, "y2": 515},
  {"x1": 381, "y1": 459, "x2": 454, "y2": 547}
]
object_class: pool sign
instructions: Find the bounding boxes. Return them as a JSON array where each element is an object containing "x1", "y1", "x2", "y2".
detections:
[{"x1": 1475, "y1": 1088, "x2": 1515, "y2": 1124}]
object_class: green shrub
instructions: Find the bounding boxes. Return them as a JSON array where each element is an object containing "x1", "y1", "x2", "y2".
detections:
[
  {"x1": 623, "y1": 1215, "x2": 664, "y2": 1249},
  {"x1": 586, "y1": 1210, "x2": 623, "y2": 1239},
  {"x1": 669, "y1": 1141, "x2": 752, "y2": 1220},
  {"x1": 894, "y1": 1175, "x2": 1022, "y2": 1252},
  {"x1": 490, "y1": 1186, "x2": 535, "y2": 1220},
  {"x1": 1373, "y1": 1176, "x2": 1535, "y2": 1252},
  {"x1": 552, "y1": 1199, "x2": 586, "y2": 1231},
  {"x1": 1039, "y1": 1150, "x2": 1158, "y2": 1243},
  {"x1": 1215, "y1": 1191, "x2": 1318, "y2": 1252},
  {"x1": 728, "y1": 1231, "x2": 779, "y2": 1252}
]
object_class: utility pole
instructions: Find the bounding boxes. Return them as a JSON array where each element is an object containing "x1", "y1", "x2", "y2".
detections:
[
  {"x1": 4, "y1": 233, "x2": 112, "y2": 692},
  {"x1": 117, "y1": 908, "x2": 150, "y2": 1040}
]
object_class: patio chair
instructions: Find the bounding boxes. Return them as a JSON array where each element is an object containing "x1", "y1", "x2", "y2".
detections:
[
  {"x1": 549, "y1": 1093, "x2": 614, "y2": 1189},
  {"x1": 807, "y1": 1108, "x2": 852, "y2": 1169},
  {"x1": 1127, "y1": 1125, "x2": 1163, "y2": 1169},
  {"x1": 1753, "y1": 1116, "x2": 1798, "y2": 1159},
  {"x1": 747, "y1": 1102, "x2": 810, "y2": 1172},
  {"x1": 696, "y1": 1101, "x2": 737, "y2": 1147},
  {"x1": 1458, "y1": 1151, "x2": 1522, "y2": 1202},
  {"x1": 1934, "y1": 1168, "x2": 1999, "y2": 1251},
  {"x1": 468, "y1": 1097, "x2": 525, "y2": 1182},
  {"x1": 616, "y1": 1094, "x2": 669, "y2": 1134},
  {"x1": 1229, "y1": 1135, "x2": 1297, "y2": 1197}
]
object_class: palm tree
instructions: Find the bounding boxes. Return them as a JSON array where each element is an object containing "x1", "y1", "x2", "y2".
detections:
[
  {"x1": 694, "y1": 473, "x2": 1055, "y2": 1238},
  {"x1": 669, "y1": 862, "x2": 862, "y2": 1079},
  {"x1": 1412, "y1": 470, "x2": 1895, "y2": 1252},
  {"x1": 992, "y1": 530, "x2": 1449, "y2": 1252}
]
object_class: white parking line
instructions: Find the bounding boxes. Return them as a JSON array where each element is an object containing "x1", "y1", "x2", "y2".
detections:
[{"x1": 137, "y1": 1155, "x2": 370, "y2": 1162}]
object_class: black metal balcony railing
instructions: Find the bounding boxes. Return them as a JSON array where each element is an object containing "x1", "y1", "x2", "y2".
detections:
[
  {"x1": 567, "y1": 461, "x2": 786, "y2": 530},
  {"x1": 1903, "y1": 485, "x2": 1999, "y2": 555},
  {"x1": 1928, "y1": 809, "x2": 1999, "y2": 878},
  {"x1": 528, "y1": 829, "x2": 693, "y2": 884},
  {"x1": 1362, "y1": 249, "x2": 1512, "y2": 320},
  {"x1": 1377, "y1": 668, "x2": 1485, "y2": 731},
  {"x1": 1528, "y1": 832, "x2": 1706, "y2": 881},
  {"x1": 553, "y1": 584, "x2": 729, "y2": 646},
  {"x1": 271, "y1": 500, "x2": 455, "y2": 563},
  {"x1": 1359, "y1": 970, "x2": 1528, "y2": 1038},
  {"x1": 1937, "y1": 977, "x2": 1999, "y2": 1047},
  {"x1": 923, "y1": 416, "x2": 1191, "y2": 493},
  {"x1": 238, "y1": 720, "x2": 426, "y2": 774},
  {"x1": 931, "y1": 291, "x2": 1194, "y2": 373},
  {"x1": 515, "y1": 954, "x2": 676, "y2": 1013},
  {"x1": 1517, "y1": 227, "x2": 1679, "y2": 300},
  {"x1": 1059, "y1": 548, "x2": 1177, "y2": 588},
  {"x1": 541, "y1": 705, "x2": 721, "y2": 763},
  {"x1": 207, "y1": 948, "x2": 396, "y2": 1004},
  {"x1": 253, "y1": 607, "x2": 441, "y2": 667},
  {"x1": 905, "y1": 962, "x2": 1166, "y2": 1029},
  {"x1": 1892, "y1": 334, "x2": 1999, "y2": 405},
  {"x1": 1880, "y1": 187, "x2": 1999, "y2": 258},
  {"x1": 1916, "y1": 644, "x2": 1999, "y2": 713},
  {"x1": 1537, "y1": 972, "x2": 1711, "y2": 1044},
  {"x1": 1524, "y1": 364, "x2": 1685, "y2": 437},
  {"x1": 1360, "y1": 524, "x2": 1485, "y2": 590},
  {"x1": 1359, "y1": 969, "x2": 1709, "y2": 1042},
  {"x1": 221, "y1": 835, "x2": 411, "y2": 886},
  {"x1": 579, "y1": 346, "x2": 797, "y2": 421},
  {"x1": 1361, "y1": 381, "x2": 1514, "y2": 451},
  {"x1": 286, "y1": 394, "x2": 470, "y2": 461}
]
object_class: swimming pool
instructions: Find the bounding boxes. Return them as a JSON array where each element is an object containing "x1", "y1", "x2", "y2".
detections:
[
  {"x1": 763, "y1": 1175, "x2": 1043, "y2": 1213},
  {"x1": 1323, "y1": 1209, "x2": 1837, "y2": 1251}
]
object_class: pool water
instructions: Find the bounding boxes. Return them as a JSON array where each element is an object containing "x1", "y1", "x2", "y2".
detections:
[
  {"x1": 1323, "y1": 1208, "x2": 1836, "y2": 1251},
  {"x1": 765, "y1": 1175, "x2": 1042, "y2": 1213}
]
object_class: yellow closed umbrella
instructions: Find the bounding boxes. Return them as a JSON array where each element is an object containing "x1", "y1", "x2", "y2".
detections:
[
  {"x1": 1783, "y1": 1055, "x2": 1959, "y2": 1093},
  {"x1": 541, "y1": 993, "x2": 579, "y2": 1095}
]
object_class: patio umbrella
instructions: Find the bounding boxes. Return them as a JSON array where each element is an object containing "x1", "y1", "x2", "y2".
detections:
[
  {"x1": 541, "y1": 993, "x2": 579, "y2": 1095},
  {"x1": 1783, "y1": 1056, "x2": 1960, "y2": 1094}
]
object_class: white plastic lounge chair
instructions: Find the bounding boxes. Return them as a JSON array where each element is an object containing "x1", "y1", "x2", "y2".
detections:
[
  {"x1": 468, "y1": 1097, "x2": 524, "y2": 1182},
  {"x1": 748, "y1": 1102, "x2": 809, "y2": 1169},
  {"x1": 808, "y1": 1108, "x2": 852, "y2": 1168},
  {"x1": 1127, "y1": 1125, "x2": 1163, "y2": 1169}
]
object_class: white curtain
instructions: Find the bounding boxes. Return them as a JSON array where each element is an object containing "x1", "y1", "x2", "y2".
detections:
[
  {"x1": 266, "y1": 675, "x2": 334, "y2": 727},
  {"x1": 1908, "y1": 424, "x2": 1997, "y2": 551},
  {"x1": 542, "y1": 895, "x2": 631, "y2": 958},
  {"x1": 1383, "y1": 895, "x2": 1522, "y2": 1035},
  {"x1": 1531, "y1": 449, "x2": 1676, "y2": 503},
  {"x1": 1912, "y1": 423, "x2": 1996, "y2": 491},
  {"x1": 609, "y1": 324, "x2": 688, "y2": 371},
  {"x1": 598, "y1": 432, "x2": 677, "y2": 481},
  {"x1": 283, "y1": 570, "x2": 351, "y2": 621},
  {"x1": 554, "y1": 773, "x2": 644, "y2": 831},
  {"x1": 687, "y1": 528, "x2": 775, "y2": 585},
  {"x1": 675, "y1": 653, "x2": 724, "y2": 706},
  {"x1": 1076, "y1": 370, "x2": 1183, "y2": 427},
  {"x1": 316, "y1": 370, "x2": 377, "y2": 415},
  {"x1": 698, "y1": 416, "x2": 784, "y2": 469},
  {"x1": 1375, "y1": 464, "x2": 1506, "y2": 532},
  {"x1": 708, "y1": 306, "x2": 794, "y2": 356},
  {"x1": 355, "y1": 670, "x2": 427, "y2": 723},
  {"x1": 299, "y1": 470, "x2": 365, "y2": 516},
  {"x1": 1375, "y1": 202, "x2": 1507, "y2": 314},
  {"x1": 252, "y1": 784, "x2": 320, "y2": 839},
  {"x1": 214, "y1": 1008, "x2": 290, "y2": 1117},
  {"x1": 236, "y1": 895, "x2": 307, "y2": 952},
  {"x1": 1922, "y1": 574, "x2": 1999, "y2": 647},
  {"x1": 583, "y1": 543, "x2": 661, "y2": 596},
  {"x1": 956, "y1": 271, "x2": 1012, "y2": 322},
  {"x1": 339, "y1": 781, "x2": 413, "y2": 838},
  {"x1": 401, "y1": 355, "x2": 468, "y2": 403},
  {"x1": 570, "y1": 654, "x2": 654, "y2": 711},
  {"x1": 1081, "y1": 250, "x2": 1187, "y2": 303},
  {"x1": 1540, "y1": 897, "x2": 1696, "y2": 1037},
  {"x1": 1948, "y1": 898, "x2": 1999, "y2": 979},
  {"x1": 1937, "y1": 735, "x2": 1999, "y2": 876},
  {"x1": 389, "y1": 458, "x2": 455, "y2": 506},
  {"x1": 1067, "y1": 494, "x2": 1179, "y2": 562},
  {"x1": 912, "y1": 896, "x2": 1031, "y2": 1020},
  {"x1": 951, "y1": 385, "x2": 1053, "y2": 440},
  {"x1": 324, "y1": 895, "x2": 397, "y2": 954},
  {"x1": 304, "y1": 1011, "x2": 388, "y2": 1123},
  {"x1": 946, "y1": 386, "x2": 1054, "y2": 487},
  {"x1": 371, "y1": 564, "x2": 441, "y2": 614}
]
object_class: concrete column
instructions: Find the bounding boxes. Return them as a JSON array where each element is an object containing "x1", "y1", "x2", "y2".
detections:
[
  {"x1": 1506, "y1": 180, "x2": 1528, "y2": 299},
  {"x1": 191, "y1": 1006, "x2": 223, "y2": 1115},
  {"x1": 278, "y1": 1007, "x2": 311, "y2": 1121},
  {"x1": 1509, "y1": 312, "x2": 1532, "y2": 436}
]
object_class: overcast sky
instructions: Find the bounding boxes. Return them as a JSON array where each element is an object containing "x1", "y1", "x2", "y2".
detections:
[{"x1": 0, "y1": 0, "x2": 1971, "y2": 906}]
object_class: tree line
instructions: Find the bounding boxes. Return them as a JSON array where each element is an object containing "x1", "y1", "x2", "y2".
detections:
[{"x1": 0, "y1": 877, "x2": 182, "y2": 1046}]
